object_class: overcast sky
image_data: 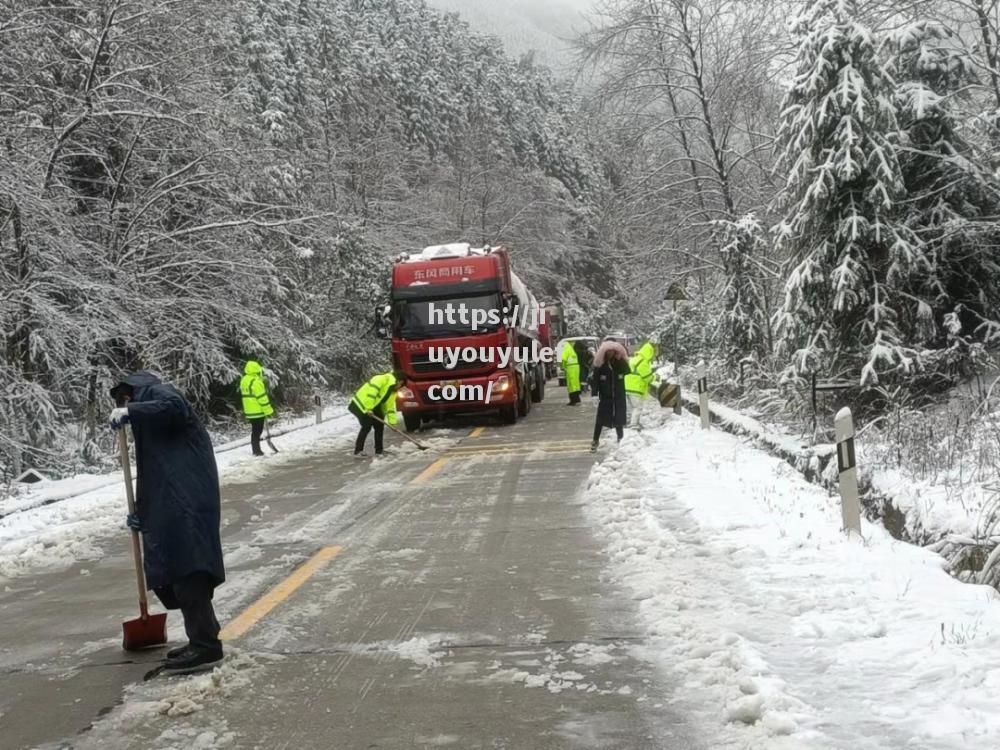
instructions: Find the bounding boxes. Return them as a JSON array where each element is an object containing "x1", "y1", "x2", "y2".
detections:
[{"x1": 426, "y1": 0, "x2": 599, "y2": 70}]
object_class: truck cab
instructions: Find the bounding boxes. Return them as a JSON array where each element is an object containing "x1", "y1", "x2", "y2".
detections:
[{"x1": 385, "y1": 243, "x2": 545, "y2": 430}]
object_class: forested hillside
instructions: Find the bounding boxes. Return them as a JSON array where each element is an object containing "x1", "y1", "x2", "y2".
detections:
[
  {"x1": 580, "y1": 0, "x2": 1000, "y2": 398},
  {"x1": 426, "y1": 0, "x2": 590, "y2": 70},
  {"x1": 6, "y1": 0, "x2": 1000, "y2": 479},
  {"x1": 0, "y1": 0, "x2": 610, "y2": 475}
]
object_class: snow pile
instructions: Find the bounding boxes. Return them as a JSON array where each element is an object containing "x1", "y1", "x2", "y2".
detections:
[
  {"x1": 661, "y1": 365, "x2": 820, "y2": 462},
  {"x1": 0, "y1": 411, "x2": 355, "y2": 581},
  {"x1": 78, "y1": 651, "x2": 265, "y2": 749},
  {"x1": 584, "y1": 412, "x2": 1000, "y2": 748},
  {"x1": 385, "y1": 635, "x2": 445, "y2": 668},
  {"x1": 485, "y1": 643, "x2": 631, "y2": 696}
]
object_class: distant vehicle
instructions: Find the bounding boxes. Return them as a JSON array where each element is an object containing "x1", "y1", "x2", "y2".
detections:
[
  {"x1": 381, "y1": 242, "x2": 546, "y2": 430},
  {"x1": 555, "y1": 336, "x2": 599, "y2": 386},
  {"x1": 602, "y1": 333, "x2": 636, "y2": 355}
]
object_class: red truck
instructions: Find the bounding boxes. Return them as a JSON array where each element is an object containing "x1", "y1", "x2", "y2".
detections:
[
  {"x1": 538, "y1": 302, "x2": 566, "y2": 380},
  {"x1": 382, "y1": 243, "x2": 547, "y2": 431}
]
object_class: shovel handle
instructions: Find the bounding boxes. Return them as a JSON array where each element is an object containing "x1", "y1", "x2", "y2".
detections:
[
  {"x1": 368, "y1": 412, "x2": 428, "y2": 450},
  {"x1": 118, "y1": 430, "x2": 150, "y2": 618}
]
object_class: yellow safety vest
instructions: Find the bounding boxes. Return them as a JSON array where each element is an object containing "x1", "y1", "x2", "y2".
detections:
[
  {"x1": 351, "y1": 372, "x2": 398, "y2": 426},
  {"x1": 239, "y1": 360, "x2": 274, "y2": 419},
  {"x1": 624, "y1": 342, "x2": 656, "y2": 397}
]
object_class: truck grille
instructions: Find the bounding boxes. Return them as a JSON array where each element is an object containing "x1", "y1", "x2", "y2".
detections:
[
  {"x1": 410, "y1": 353, "x2": 490, "y2": 374},
  {"x1": 419, "y1": 390, "x2": 481, "y2": 406}
]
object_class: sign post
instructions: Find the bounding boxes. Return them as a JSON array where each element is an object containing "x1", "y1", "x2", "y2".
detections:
[
  {"x1": 697, "y1": 360, "x2": 710, "y2": 430},
  {"x1": 314, "y1": 394, "x2": 323, "y2": 425},
  {"x1": 811, "y1": 375, "x2": 854, "y2": 433},
  {"x1": 665, "y1": 282, "x2": 689, "y2": 367},
  {"x1": 834, "y1": 407, "x2": 861, "y2": 536}
]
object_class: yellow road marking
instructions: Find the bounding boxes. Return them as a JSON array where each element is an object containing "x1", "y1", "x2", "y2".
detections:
[
  {"x1": 410, "y1": 457, "x2": 449, "y2": 484},
  {"x1": 446, "y1": 439, "x2": 591, "y2": 453},
  {"x1": 447, "y1": 441, "x2": 591, "y2": 453},
  {"x1": 469, "y1": 426, "x2": 485, "y2": 438},
  {"x1": 446, "y1": 445, "x2": 592, "y2": 458},
  {"x1": 220, "y1": 545, "x2": 342, "y2": 641}
]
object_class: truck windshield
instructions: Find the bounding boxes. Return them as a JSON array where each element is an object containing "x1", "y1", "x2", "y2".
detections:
[{"x1": 392, "y1": 293, "x2": 503, "y2": 339}]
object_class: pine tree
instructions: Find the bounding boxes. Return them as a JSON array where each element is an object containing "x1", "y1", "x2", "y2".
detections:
[
  {"x1": 887, "y1": 20, "x2": 1000, "y2": 379},
  {"x1": 0, "y1": 0, "x2": 606, "y2": 475},
  {"x1": 718, "y1": 213, "x2": 770, "y2": 370},
  {"x1": 772, "y1": 0, "x2": 922, "y2": 386}
]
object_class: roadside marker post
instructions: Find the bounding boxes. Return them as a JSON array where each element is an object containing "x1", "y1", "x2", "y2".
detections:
[
  {"x1": 834, "y1": 407, "x2": 862, "y2": 536},
  {"x1": 314, "y1": 394, "x2": 323, "y2": 425},
  {"x1": 697, "y1": 360, "x2": 710, "y2": 430}
]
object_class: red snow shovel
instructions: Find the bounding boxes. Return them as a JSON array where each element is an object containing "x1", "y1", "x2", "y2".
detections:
[{"x1": 117, "y1": 430, "x2": 167, "y2": 651}]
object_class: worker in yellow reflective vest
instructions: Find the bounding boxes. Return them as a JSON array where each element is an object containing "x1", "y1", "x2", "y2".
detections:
[
  {"x1": 560, "y1": 342, "x2": 582, "y2": 405},
  {"x1": 349, "y1": 370, "x2": 404, "y2": 456},
  {"x1": 239, "y1": 360, "x2": 274, "y2": 456},
  {"x1": 624, "y1": 342, "x2": 657, "y2": 428}
]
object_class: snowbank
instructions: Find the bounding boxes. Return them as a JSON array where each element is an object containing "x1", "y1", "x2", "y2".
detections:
[
  {"x1": 584, "y1": 409, "x2": 1000, "y2": 748},
  {"x1": 666, "y1": 364, "x2": 1000, "y2": 585}
]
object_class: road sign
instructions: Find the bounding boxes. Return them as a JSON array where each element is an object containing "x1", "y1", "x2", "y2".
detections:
[
  {"x1": 658, "y1": 382, "x2": 680, "y2": 411},
  {"x1": 665, "y1": 283, "x2": 689, "y2": 302}
]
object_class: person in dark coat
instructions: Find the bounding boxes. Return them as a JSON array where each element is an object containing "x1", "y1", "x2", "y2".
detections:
[
  {"x1": 591, "y1": 346, "x2": 629, "y2": 451},
  {"x1": 575, "y1": 340, "x2": 595, "y2": 396},
  {"x1": 109, "y1": 371, "x2": 226, "y2": 675}
]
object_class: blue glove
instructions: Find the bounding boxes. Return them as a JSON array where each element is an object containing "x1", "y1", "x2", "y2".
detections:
[
  {"x1": 125, "y1": 513, "x2": 141, "y2": 532},
  {"x1": 109, "y1": 407, "x2": 130, "y2": 430}
]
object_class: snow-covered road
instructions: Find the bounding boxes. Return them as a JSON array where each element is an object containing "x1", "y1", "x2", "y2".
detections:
[
  {"x1": 0, "y1": 410, "x2": 358, "y2": 580},
  {"x1": 587, "y1": 407, "x2": 1000, "y2": 749},
  {"x1": 4, "y1": 394, "x2": 1000, "y2": 749}
]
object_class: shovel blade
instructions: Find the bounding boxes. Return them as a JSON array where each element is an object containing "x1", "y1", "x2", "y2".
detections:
[{"x1": 122, "y1": 611, "x2": 168, "y2": 651}]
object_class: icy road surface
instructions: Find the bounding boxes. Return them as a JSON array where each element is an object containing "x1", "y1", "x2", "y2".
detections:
[
  {"x1": 3, "y1": 387, "x2": 999, "y2": 749},
  {"x1": 1, "y1": 390, "x2": 698, "y2": 749}
]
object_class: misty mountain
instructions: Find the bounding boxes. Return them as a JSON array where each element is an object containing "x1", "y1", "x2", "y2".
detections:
[{"x1": 425, "y1": 0, "x2": 595, "y2": 71}]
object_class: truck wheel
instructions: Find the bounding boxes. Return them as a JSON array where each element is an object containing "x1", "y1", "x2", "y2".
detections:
[
  {"x1": 518, "y1": 380, "x2": 531, "y2": 417},
  {"x1": 531, "y1": 365, "x2": 544, "y2": 403},
  {"x1": 403, "y1": 414, "x2": 421, "y2": 432},
  {"x1": 500, "y1": 406, "x2": 517, "y2": 425}
]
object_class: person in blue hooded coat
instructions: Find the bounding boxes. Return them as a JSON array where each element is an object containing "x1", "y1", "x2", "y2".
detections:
[{"x1": 109, "y1": 371, "x2": 226, "y2": 674}]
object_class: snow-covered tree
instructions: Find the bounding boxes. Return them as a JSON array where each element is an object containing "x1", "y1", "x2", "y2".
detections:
[
  {"x1": 887, "y1": 20, "x2": 1000, "y2": 379},
  {"x1": 772, "y1": 0, "x2": 921, "y2": 386},
  {"x1": 718, "y1": 213, "x2": 771, "y2": 370},
  {"x1": 0, "y1": 0, "x2": 606, "y2": 476}
]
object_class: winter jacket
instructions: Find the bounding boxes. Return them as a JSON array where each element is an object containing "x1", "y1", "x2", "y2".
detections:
[
  {"x1": 118, "y1": 371, "x2": 225, "y2": 591},
  {"x1": 594, "y1": 359, "x2": 629, "y2": 429},
  {"x1": 351, "y1": 372, "x2": 399, "y2": 426},
  {"x1": 625, "y1": 342, "x2": 656, "y2": 397},
  {"x1": 239, "y1": 360, "x2": 274, "y2": 420},
  {"x1": 561, "y1": 343, "x2": 581, "y2": 394}
]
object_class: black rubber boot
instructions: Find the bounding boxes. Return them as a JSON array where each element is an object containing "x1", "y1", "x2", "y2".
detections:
[{"x1": 162, "y1": 646, "x2": 224, "y2": 676}]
